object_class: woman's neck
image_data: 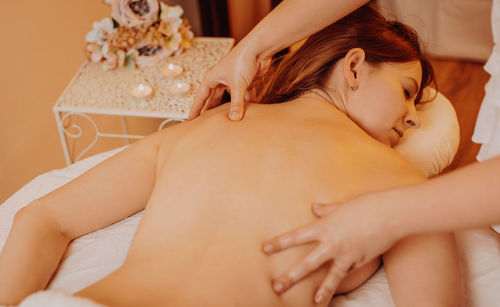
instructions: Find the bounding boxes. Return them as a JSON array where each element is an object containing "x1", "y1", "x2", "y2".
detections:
[
  {"x1": 276, "y1": 91, "x2": 348, "y2": 124},
  {"x1": 299, "y1": 89, "x2": 348, "y2": 115}
]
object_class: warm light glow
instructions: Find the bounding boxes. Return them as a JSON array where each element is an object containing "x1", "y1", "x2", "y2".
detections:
[
  {"x1": 161, "y1": 63, "x2": 183, "y2": 77},
  {"x1": 130, "y1": 83, "x2": 153, "y2": 98},
  {"x1": 169, "y1": 81, "x2": 190, "y2": 94}
]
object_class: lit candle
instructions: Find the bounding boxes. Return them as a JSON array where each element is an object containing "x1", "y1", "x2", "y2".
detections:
[
  {"x1": 130, "y1": 83, "x2": 153, "y2": 98},
  {"x1": 161, "y1": 63, "x2": 183, "y2": 78},
  {"x1": 169, "y1": 81, "x2": 191, "y2": 94}
]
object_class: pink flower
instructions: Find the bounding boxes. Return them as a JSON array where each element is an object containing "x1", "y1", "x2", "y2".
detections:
[
  {"x1": 111, "y1": 0, "x2": 159, "y2": 28},
  {"x1": 133, "y1": 42, "x2": 171, "y2": 68}
]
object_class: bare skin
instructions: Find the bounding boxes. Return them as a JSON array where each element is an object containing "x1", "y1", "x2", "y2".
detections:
[
  {"x1": 189, "y1": 0, "x2": 370, "y2": 120},
  {"x1": 0, "y1": 97, "x2": 461, "y2": 306}
]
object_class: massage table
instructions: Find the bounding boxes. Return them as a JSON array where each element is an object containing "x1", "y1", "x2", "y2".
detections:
[{"x1": 2, "y1": 89, "x2": 500, "y2": 306}]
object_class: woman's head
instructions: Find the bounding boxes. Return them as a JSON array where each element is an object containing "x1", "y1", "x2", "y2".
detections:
[{"x1": 257, "y1": 4, "x2": 436, "y2": 146}]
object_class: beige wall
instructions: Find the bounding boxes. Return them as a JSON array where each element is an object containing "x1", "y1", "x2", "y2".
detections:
[
  {"x1": 0, "y1": 1, "x2": 272, "y2": 204},
  {"x1": 0, "y1": 1, "x2": 136, "y2": 203}
]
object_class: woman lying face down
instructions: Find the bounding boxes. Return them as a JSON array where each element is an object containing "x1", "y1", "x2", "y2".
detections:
[
  {"x1": 0, "y1": 5, "x2": 461, "y2": 307},
  {"x1": 279, "y1": 49, "x2": 423, "y2": 147},
  {"x1": 255, "y1": 4, "x2": 435, "y2": 148}
]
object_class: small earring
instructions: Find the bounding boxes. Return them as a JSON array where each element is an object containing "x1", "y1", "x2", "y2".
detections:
[{"x1": 351, "y1": 83, "x2": 358, "y2": 91}]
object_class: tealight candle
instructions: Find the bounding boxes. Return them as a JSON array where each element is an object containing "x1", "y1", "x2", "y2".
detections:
[
  {"x1": 161, "y1": 63, "x2": 183, "y2": 78},
  {"x1": 169, "y1": 81, "x2": 190, "y2": 94},
  {"x1": 130, "y1": 83, "x2": 153, "y2": 98}
]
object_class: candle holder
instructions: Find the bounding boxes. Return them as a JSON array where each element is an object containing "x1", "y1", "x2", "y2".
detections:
[
  {"x1": 169, "y1": 81, "x2": 190, "y2": 95},
  {"x1": 131, "y1": 83, "x2": 153, "y2": 98},
  {"x1": 161, "y1": 63, "x2": 184, "y2": 78}
]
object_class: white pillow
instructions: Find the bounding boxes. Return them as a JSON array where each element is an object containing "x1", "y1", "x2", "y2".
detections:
[{"x1": 394, "y1": 88, "x2": 460, "y2": 177}]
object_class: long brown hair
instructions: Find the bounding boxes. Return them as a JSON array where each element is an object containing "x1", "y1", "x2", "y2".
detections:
[{"x1": 257, "y1": 4, "x2": 436, "y2": 105}]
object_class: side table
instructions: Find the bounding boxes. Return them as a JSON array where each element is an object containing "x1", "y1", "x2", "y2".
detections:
[{"x1": 53, "y1": 37, "x2": 234, "y2": 165}]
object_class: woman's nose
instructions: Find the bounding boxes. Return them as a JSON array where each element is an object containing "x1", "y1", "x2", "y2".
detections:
[
  {"x1": 404, "y1": 105, "x2": 420, "y2": 129},
  {"x1": 405, "y1": 119, "x2": 418, "y2": 127}
]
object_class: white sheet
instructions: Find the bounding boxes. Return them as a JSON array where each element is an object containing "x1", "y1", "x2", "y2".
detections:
[
  {"x1": 1, "y1": 148, "x2": 500, "y2": 306},
  {"x1": 19, "y1": 291, "x2": 105, "y2": 307}
]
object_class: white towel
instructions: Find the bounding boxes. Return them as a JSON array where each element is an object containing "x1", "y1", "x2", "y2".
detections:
[
  {"x1": 473, "y1": 0, "x2": 500, "y2": 162},
  {"x1": 15, "y1": 290, "x2": 106, "y2": 307},
  {"x1": 472, "y1": 0, "x2": 500, "y2": 233}
]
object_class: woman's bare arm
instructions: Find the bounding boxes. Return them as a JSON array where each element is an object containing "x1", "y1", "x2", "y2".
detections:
[
  {"x1": 0, "y1": 206, "x2": 70, "y2": 305},
  {"x1": 0, "y1": 131, "x2": 163, "y2": 305}
]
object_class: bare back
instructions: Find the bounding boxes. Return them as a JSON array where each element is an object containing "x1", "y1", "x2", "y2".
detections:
[{"x1": 76, "y1": 96, "x2": 424, "y2": 306}]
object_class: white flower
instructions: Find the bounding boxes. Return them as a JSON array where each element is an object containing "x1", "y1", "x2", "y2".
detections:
[
  {"x1": 117, "y1": 49, "x2": 126, "y2": 67},
  {"x1": 86, "y1": 17, "x2": 116, "y2": 45},
  {"x1": 158, "y1": 19, "x2": 181, "y2": 36},
  {"x1": 160, "y1": 3, "x2": 183, "y2": 21},
  {"x1": 91, "y1": 51, "x2": 104, "y2": 62},
  {"x1": 87, "y1": 43, "x2": 101, "y2": 53},
  {"x1": 102, "y1": 42, "x2": 110, "y2": 55},
  {"x1": 164, "y1": 32, "x2": 182, "y2": 52},
  {"x1": 102, "y1": 52, "x2": 119, "y2": 70},
  {"x1": 100, "y1": 17, "x2": 115, "y2": 34},
  {"x1": 86, "y1": 30, "x2": 98, "y2": 43}
]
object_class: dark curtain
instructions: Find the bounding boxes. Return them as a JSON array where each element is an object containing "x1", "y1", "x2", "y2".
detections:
[
  {"x1": 197, "y1": 0, "x2": 230, "y2": 36},
  {"x1": 198, "y1": 0, "x2": 281, "y2": 37},
  {"x1": 271, "y1": 0, "x2": 282, "y2": 9}
]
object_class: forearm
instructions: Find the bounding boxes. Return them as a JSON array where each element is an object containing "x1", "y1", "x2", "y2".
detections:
[
  {"x1": 389, "y1": 156, "x2": 500, "y2": 237},
  {"x1": 0, "y1": 203, "x2": 69, "y2": 305},
  {"x1": 241, "y1": 0, "x2": 369, "y2": 58}
]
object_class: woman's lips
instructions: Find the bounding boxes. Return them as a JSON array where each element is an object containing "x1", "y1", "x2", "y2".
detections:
[
  {"x1": 390, "y1": 128, "x2": 402, "y2": 147},
  {"x1": 393, "y1": 128, "x2": 403, "y2": 138}
]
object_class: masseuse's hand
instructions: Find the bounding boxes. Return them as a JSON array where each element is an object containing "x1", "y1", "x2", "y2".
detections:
[
  {"x1": 188, "y1": 42, "x2": 271, "y2": 121},
  {"x1": 262, "y1": 194, "x2": 403, "y2": 304}
]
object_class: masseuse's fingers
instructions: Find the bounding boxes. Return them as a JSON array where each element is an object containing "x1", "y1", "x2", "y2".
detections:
[
  {"x1": 228, "y1": 84, "x2": 248, "y2": 121},
  {"x1": 262, "y1": 223, "x2": 317, "y2": 254},
  {"x1": 312, "y1": 202, "x2": 341, "y2": 217},
  {"x1": 189, "y1": 76, "x2": 217, "y2": 120},
  {"x1": 205, "y1": 86, "x2": 226, "y2": 112},
  {"x1": 272, "y1": 244, "x2": 333, "y2": 294},
  {"x1": 313, "y1": 259, "x2": 352, "y2": 304}
]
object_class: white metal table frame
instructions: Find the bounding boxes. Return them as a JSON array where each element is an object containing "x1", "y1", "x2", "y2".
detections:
[
  {"x1": 52, "y1": 37, "x2": 234, "y2": 166},
  {"x1": 53, "y1": 107, "x2": 184, "y2": 166}
]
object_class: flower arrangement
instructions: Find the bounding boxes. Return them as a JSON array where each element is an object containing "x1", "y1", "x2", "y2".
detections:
[{"x1": 85, "y1": 0, "x2": 194, "y2": 70}]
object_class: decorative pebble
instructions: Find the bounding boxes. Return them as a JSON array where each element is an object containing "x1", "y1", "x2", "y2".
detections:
[
  {"x1": 169, "y1": 81, "x2": 190, "y2": 94},
  {"x1": 161, "y1": 63, "x2": 183, "y2": 77},
  {"x1": 130, "y1": 83, "x2": 153, "y2": 98}
]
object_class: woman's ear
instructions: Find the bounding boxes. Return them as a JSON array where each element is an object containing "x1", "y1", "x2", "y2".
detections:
[{"x1": 343, "y1": 48, "x2": 366, "y2": 90}]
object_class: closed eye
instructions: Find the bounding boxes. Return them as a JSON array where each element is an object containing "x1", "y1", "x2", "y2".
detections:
[
  {"x1": 404, "y1": 88, "x2": 410, "y2": 99},
  {"x1": 403, "y1": 88, "x2": 419, "y2": 105}
]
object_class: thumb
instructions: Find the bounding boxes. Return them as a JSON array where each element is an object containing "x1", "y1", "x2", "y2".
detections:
[
  {"x1": 312, "y1": 202, "x2": 342, "y2": 217},
  {"x1": 228, "y1": 85, "x2": 247, "y2": 121}
]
